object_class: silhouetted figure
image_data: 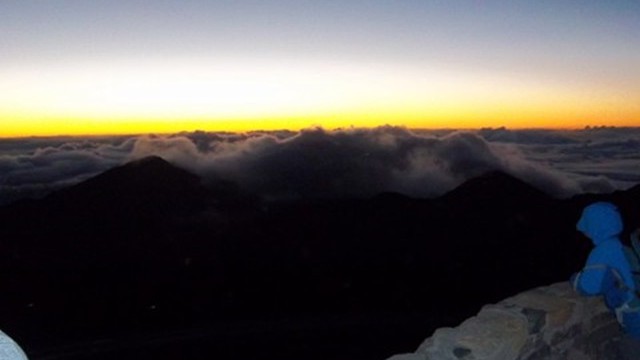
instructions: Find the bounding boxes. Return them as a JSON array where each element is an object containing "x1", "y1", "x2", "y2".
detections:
[
  {"x1": 0, "y1": 329, "x2": 28, "y2": 360},
  {"x1": 571, "y1": 202, "x2": 640, "y2": 338}
]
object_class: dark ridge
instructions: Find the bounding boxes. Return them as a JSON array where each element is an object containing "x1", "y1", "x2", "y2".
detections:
[
  {"x1": 439, "y1": 168, "x2": 562, "y2": 221},
  {"x1": 441, "y1": 170, "x2": 552, "y2": 207},
  {"x1": 626, "y1": 183, "x2": 640, "y2": 198},
  {"x1": 45, "y1": 155, "x2": 209, "y2": 219}
]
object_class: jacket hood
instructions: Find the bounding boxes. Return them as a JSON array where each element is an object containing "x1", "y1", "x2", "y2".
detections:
[{"x1": 577, "y1": 202, "x2": 623, "y2": 244}]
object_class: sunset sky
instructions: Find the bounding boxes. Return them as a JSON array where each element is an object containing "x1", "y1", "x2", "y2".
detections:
[{"x1": 1, "y1": 1, "x2": 639, "y2": 137}]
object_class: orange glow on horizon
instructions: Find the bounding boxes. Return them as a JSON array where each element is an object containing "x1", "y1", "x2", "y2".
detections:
[
  {"x1": 2, "y1": 109, "x2": 639, "y2": 139},
  {"x1": 1, "y1": 59, "x2": 639, "y2": 138}
]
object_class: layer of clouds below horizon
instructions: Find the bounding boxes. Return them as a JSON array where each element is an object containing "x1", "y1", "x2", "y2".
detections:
[{"x1": 1, "y1": 127, "x2": 640, "y2": 205}]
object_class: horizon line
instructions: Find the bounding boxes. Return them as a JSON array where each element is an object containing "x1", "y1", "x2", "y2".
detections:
[{"x1": 1, "y1": 124, "x2": 638, "y2": 140}]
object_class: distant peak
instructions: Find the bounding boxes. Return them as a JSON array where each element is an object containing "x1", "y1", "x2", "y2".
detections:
[
  {"x1": 442, "y1": 170, "x2": 549, "y2": 204},
  {"x1": 473, "y1": 170, "x2": 522, "y2": 184},
  {"x1": 127, "y1": 155, "x2": 171, "y2": 167},
  {"x1": 44, "y1": 154, "x2": 208, "y2": 217},
  {"x1": 106, "y1": 156, "x2": 196, "y2": 182},
  {"x1": 463, "y1": 170, "x2": 531, "y2": 187}
]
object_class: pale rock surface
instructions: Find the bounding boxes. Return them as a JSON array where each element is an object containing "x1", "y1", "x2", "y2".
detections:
[
  {"x1": 387, "y1": 282, "x2": 625, "y2": 360},
  {"x1": 0, "y1": 330, "x2": 28, "y2": 360}
]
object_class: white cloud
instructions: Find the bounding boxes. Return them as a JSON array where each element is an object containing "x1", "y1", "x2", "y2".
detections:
[{"x1": 2, "y1": 127, "x2": 640, "y2": 205}]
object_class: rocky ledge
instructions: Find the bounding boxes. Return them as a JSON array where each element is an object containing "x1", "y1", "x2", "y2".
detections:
[{"x1": 387, "y1": 282, "x2": 625, "y2": 360}]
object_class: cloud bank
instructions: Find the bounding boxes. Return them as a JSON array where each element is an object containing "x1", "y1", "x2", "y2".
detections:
[
  {"x1": 0, "y1": 136, "x2": 136, "y2": 204},
  {"x1": 2, "y1": 127, "x2": 639, "y2": 205}
]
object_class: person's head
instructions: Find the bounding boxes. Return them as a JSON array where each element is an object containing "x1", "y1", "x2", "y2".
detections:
[{"x1": 577, "y1": 202, "x2": 623, "y2": 244}]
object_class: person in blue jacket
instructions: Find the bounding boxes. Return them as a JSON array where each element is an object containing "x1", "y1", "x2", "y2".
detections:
[{"x1": 572, "y1": 201, "x2": 640, "y2": 338}]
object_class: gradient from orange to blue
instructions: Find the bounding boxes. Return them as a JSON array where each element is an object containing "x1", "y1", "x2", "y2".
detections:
[{"x1": 1, "y1": 1, "x2": 639, "y2": 137}]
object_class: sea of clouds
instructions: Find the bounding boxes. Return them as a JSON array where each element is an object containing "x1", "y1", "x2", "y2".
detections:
[{"x1": 1, "y1": 126, "x2": 639, "y2": 205}]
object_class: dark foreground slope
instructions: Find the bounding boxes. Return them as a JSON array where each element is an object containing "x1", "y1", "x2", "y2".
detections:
[{"x1": 1, "y1": 157, "x2": 638, "y2": 360}]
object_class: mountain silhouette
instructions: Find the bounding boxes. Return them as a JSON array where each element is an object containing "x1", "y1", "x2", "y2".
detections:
[
  {"x1": 0, "y1": 161, "x2": 638, "y2": 360},
  {"x1": 45, "y1": 155, "x2": 209, "y2": 219},
  {"x1": 441, "y1": 170, "x2": 551, "y2": 208}
]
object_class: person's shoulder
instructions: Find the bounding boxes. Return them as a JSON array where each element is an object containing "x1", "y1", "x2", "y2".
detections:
[
  {"x1": 587, "y1": 239, "x2": 623, "y2": 261},
  {"x1": 594, "y1": 238, "x2": 624, "y2": 249}
]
